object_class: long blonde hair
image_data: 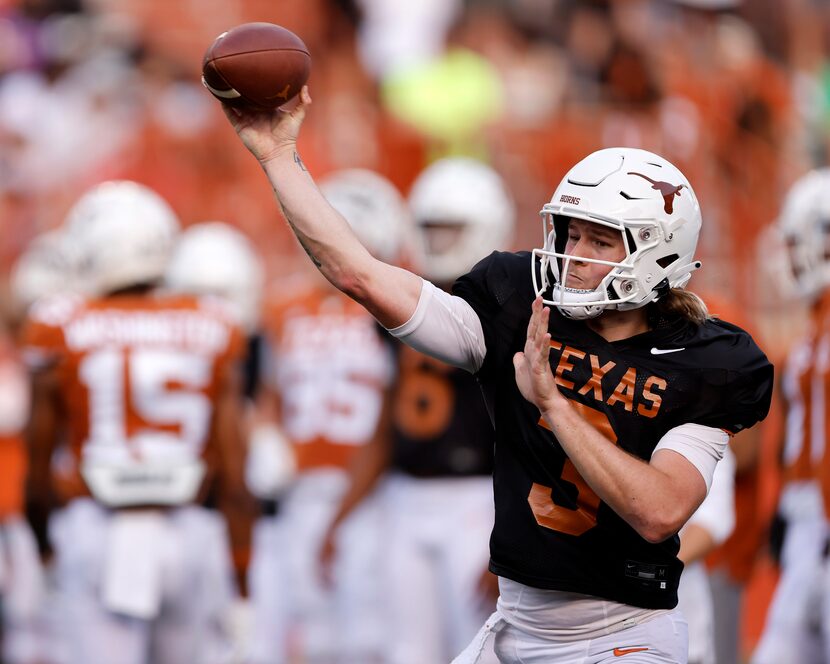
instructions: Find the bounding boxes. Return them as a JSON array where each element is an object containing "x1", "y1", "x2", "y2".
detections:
[{"x1": 651, "y1": 288, "x2": 709, "y2": 325}]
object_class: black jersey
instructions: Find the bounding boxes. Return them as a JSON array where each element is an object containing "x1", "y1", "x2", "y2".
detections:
[
  {"x1": 391, "y1": 344, "x2": 494, "y2": 477},
  {"x1": 453, "y1": 251, "x2": 773, "y2": 609}
]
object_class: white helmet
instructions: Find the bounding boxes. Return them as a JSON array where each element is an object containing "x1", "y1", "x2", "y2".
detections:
[
  {"x1": 775, "y1": 168, "x2": 830, "y2": 303},
  {"x1": 64, "y1": 181, "x2": 180, "y2": 295},
  {"x1": 408, "y1": 157, "x2": 514, "y2": 283},
  {"x1": 533, "y1": 147, "x2": 702, "y2": 319},
  {"x1": 166, "y1": 222, "x2": 265, "y2": 332},
  {"x1": 319, "y1": 169, "x2": 409, "y2": 264},
  {"x1": 9, "y1": 229, "x2": 83, "y2": 310}
]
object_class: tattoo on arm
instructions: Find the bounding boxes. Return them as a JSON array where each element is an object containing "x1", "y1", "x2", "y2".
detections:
[{"x1": 293, "y1": 151, "x2": 307, "y2": 172}]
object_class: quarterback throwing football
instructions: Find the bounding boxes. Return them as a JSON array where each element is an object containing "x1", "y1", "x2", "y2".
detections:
[{"x1": 222, "y1": 87, "x2": 773, "y2": 663}]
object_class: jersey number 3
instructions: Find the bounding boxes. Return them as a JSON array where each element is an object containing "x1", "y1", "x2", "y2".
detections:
[{"x1": 528, "y1": 401, "x2": 616, "y2": 536}]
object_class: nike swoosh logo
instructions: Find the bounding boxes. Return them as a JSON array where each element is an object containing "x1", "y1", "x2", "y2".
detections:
[
  {"x1": 650, "y1": 347, "x2": 685, "y2": 355},
  {"x1": 613, "y1": 647, "x2": 650, "y2": 657}
]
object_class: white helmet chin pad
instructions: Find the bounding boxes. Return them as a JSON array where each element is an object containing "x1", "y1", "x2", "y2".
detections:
[{"x1": 532, "y1": 148, "x2": 702, "y2": 318}]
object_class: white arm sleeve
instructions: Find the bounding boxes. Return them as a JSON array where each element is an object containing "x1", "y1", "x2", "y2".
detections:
[
  {"x1": 651, "y1": 423, "x2": 729, "y2": 493},
  {"x1": 386, "y1": 279, "x2": 487, "y2": 373},
  {"x1": 683, "y1": 447, "x2": 736, "y2": 544}
]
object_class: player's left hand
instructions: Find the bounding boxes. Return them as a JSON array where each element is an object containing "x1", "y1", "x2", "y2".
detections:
[{"x1": 513, "y1": 297, "x2": 561, "y2": 414}]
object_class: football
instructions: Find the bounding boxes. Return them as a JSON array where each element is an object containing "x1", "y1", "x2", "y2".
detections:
[{"x1": 201, "y1": 22, "x2": 311, "y2": 109}]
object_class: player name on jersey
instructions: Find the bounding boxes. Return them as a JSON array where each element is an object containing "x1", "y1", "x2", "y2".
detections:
[{"x1": 62, "y1": 309, "x2": 231, "y2": 353}]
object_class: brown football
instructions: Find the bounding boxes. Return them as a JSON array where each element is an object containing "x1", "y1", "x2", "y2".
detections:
[{"x1": 201, "y1": 23, "x2": 310, "y2": 109}]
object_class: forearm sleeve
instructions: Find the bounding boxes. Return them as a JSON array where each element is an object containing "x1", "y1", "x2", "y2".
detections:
[
  {"x1": 387, "y1": 279, "x2": 486, "y2": 373},
  {"x1": 652, "y1": 423, "x2": 729, "y2": 492}
]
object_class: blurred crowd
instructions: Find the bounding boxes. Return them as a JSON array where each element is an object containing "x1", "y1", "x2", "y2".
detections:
[{"x1": 0, "y1": 0, "x2": 829, "y2": 662}]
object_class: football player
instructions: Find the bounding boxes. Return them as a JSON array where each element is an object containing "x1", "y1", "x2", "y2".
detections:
[
  {"x1": 676, "y1": 446, "x2": 736, "y2": 664},
  {"x1": 222, "y1": 89, "x2": 773, "y2": 663},
  {"x1": 752, "y1": 169, "x2": 830, "y2": 664},
  {"x1": 756, "y1": 172, "x2": 829, "y2": 664},
  {"x1": 0, "y1": 231, "x2": 81, "y2": 664},
  {"x1": 319, "y1": 158, "x2": 512, "y2": 664},
  {"x1": 164, "y1": 220, "x2": 266, "y2": 660},
  {"x1": 22, "y1": 182, "x2": 246, "y2": 664},
  {"x1": 247, "y1": 168, "x2": 406, "y2": 664}
]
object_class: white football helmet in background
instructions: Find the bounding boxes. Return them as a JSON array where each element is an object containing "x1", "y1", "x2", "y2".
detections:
[
  {"x1": 534, "y1": 147, "x2": 702, "y2": 319},
  {"x1": 408, "y1": 157, "x2": 515, "y2": 283},
  {"x1": 166, "y1": 221, "x2": 265, "y2": 333},
  {"x1": 64, "y1": 180, "x2": 180, "y2": 296},
  {"x1": 319, "y1": 169, "x2": 409, "y2": 264},
  {"x1": 775, "y1": 168, "x2": 830, "y2": 303},
  {"x1": 9, "y1": 229, "x2": 83, "y2": 310}
]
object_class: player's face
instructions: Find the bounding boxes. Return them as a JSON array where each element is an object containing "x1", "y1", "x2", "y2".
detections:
[
  {"x1": 562, "y1": 219, "x2": 626, "y2": 290},
  {"x1": 421, "y1": 221, "x2": 463, "y2": 254}
]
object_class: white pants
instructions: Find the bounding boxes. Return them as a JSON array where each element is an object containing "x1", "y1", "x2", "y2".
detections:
[
  {"x1": 49, "y1": 498, "x2": 234, "y2": 664},
  {"x1": 0, "y1": 517, "x2": 47, "y2": 664},
  {"x1": 382, "y1": 474, "x2": 495, "y2": 664},
  {"x1": 752, "y1": 517, "x2": 826, "y2": 664},
  {"x1": 676, "y1": 562, "x2": 714, "y2": 664},
  {"x1": 248, "y1": 471, "x2": 382, "y2": 663},
  {"x1": 454, "y1": 610, "x2": 688, "y2": 664}
]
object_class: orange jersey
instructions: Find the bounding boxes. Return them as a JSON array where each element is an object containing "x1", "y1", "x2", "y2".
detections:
[
  {"x1": 812, "y1": 293, "x2": 830, "y2": 516},
  {"x1": 260, "y1": 284, "x2": 393, "y2": 471},
  {"x1": 780, "y1": 330, "x2": 816, "y2": 486},
  {"x1": 0, "y1": 336, "x2": 29, "y2": 518},
  {"x1": 21, "y1": 293, "x2": 244, "y2": 500}
]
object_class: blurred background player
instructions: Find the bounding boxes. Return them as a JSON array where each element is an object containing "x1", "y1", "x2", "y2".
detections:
[
  {"x1": 164, "y1": 220, "x2": 266, "y2": 662},
  {"x1": 320, "y1": 157, "x2": 514, "y2": 664},
  {"x1": 699, "y1": 292, "x2": 773, "y2": 664},
  {"x1": 21, "y1": 181, "x2": 247, "y2": 664},
  {"x1": 677, "y1": 443, "x2": 736, "y2": 664},
  {"x1": 752, "y1": 169, "x2": 830, "y2": 664},
  {"x1": 247, "y1": 168, "x2": 407, "y2": 663},
  {"x1": 0, "y1": 230, "x2": 84, "y2": 664}
]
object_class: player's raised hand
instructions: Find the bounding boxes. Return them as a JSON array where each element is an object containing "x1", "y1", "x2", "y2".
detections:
[
  {"x1": 221, "y1": 86, "x2": 311, "y2": 165},
  {"x1": 513, "y1": 297, "x2": 560, "y2": 414}
]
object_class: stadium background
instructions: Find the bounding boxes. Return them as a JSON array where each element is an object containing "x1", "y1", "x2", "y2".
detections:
[{"x1": 0, "y1": 0, "x2": 825, "y2": 659}]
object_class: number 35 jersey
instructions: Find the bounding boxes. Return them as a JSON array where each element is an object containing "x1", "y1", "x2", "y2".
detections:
[
  {"x1": 21, "y1": 292, "x2": 244, "y2": 501},
  {"x1": 260, "y1": 285, "x2": 394, "y2": 472},
  {"x1": 453, "y1": 251, "x2": 774, "y2": 610}
]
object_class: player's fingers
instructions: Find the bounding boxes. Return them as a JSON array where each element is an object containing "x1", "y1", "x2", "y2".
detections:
[
  {"x1": 534, "y1": 307, "x2": 551, "y2": 354},
  {"x1": 220, "y1": 103, "x2": 243, "y2": 126},
  {"x1": 527, "y1": 296, "x2": 542, "y2": 341},
  {"x1": 532, "y1": 334, "x2": 551, "y2": 374},
  {"x1": 513, "y1": 351, "x2": 527, "y2": 376}
]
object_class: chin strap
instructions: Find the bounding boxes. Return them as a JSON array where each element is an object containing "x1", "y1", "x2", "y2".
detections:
[{"x1": 654, "y1": 260, "x2": 702, "y2": 300}]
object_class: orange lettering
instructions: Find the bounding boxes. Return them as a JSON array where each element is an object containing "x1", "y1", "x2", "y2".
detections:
[
  {"x1": 607, "y1": 367, "x2": 636, "y2": 412},
  {"x1": 555, "y1": 346, "x2": 585, "y2": 390},
  {"x1": 578, "y1": 354, "x2": 616, "y2": 400},
  {"x1": 638, "y1": 376, "x2": 666, "y2": 418}
]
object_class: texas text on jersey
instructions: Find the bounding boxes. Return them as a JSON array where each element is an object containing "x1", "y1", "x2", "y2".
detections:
[{"x1": 454, "y1": 251, "x2": 774, "y2": 609}]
